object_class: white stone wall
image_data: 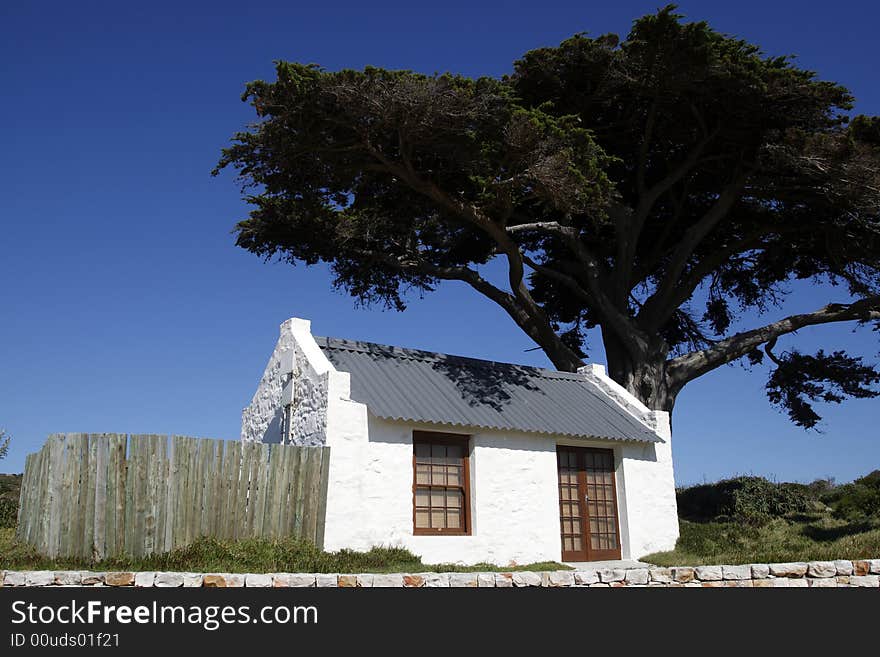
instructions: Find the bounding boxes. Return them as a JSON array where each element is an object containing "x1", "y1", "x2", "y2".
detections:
[
  {"x1": 243, "y1": 317, "x2": 680, "y2": 564},
  {"x1": 322, "y1": 416, "x2": 562, "y2": 565},
  {"x1": 321, "y1": 415, "x2": 678, "y2": 564},
  {"x1": 240, "y1": 319, "x2": 329, "y2": 446}
]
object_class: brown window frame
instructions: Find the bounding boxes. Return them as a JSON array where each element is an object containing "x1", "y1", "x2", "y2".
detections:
[{"x1": 412, "y1": 431, "x2": 472, "y2": 536}]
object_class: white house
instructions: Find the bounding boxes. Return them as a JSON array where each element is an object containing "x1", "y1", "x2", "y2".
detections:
[{"x1": 241, "y1": 318, "x2": 679, "y2": 565}]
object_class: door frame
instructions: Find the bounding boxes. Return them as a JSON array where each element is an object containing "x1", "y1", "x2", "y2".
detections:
[{"x1": 556, "y1": 445, "x2": 622, "y2": 562}]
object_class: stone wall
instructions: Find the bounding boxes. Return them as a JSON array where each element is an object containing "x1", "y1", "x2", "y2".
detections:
[
  {"x1": 241, "y1": 318, "x2": 330, "y2": 446},
  {"x1": 4, "y1": 559, "x2": 878, "y2": 587}
]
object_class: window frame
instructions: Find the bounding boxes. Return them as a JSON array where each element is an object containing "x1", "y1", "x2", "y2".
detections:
[{"x1": 411, "y1": 431, "x2": 472, "y2": 536}]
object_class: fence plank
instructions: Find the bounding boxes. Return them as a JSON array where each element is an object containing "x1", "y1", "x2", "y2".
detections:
[
  {"x1": 115, "y1": 434, "x2": 128, "y2": 556},
  {"x1": 233, "y1": 442, "x2": 249, "y2": 540},
  {"x1": 41, "y1": 438, "x2": 57, "y2": 554},
  {"x1": 315, "y1": 447, "x2": 331, "y2": 549},
  {"x1": 58, "y1": 436, "x2": 74, "y2": 558},
  {"x1": 156, "y1": 436, "x2": 169, "y2": 554},
  {"x1": 180, "y1": 437, "x2": 192, "y2": 546},
  {"x1": 287, "y1": 446, "x2": 301, "y2": 537},
  {"x1": 302, "y1": 447, "x2": 322, "y2": 543},
  {"x1": 105, "y1": 435, "x2": 118, "y2": 559},
  {"x1": 48, "y1": 435, "x2": 65, "y2": 557},
  {"x1": 233, "y1": 441, "x2": 244, "y2": 540},
  {"x1": 142, "y1": 435, "x2": 158, "y2": 555},
  {"x1": 93, "y1": 435, "x2": 109, "y2": 560},
  {"x1": 199, "y1": 439, "x2": 214, "y2": 538},
  {"x1": 270, "y1": 446, "x2": 286, "y2": 537},
  {"x1": 293, "y1": 446, "x2": 310, "y2": 539},
  {"x1": 251, "y1": 444, "x2": 265, "y2": 539},
  {"x1": 219, "y1": 441, "x2": 234, "y2": 540}
]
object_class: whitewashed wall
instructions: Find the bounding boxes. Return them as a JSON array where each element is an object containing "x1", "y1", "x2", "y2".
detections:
[
  {"x1": 241, "y1": 319, "x2": 329, "y2": 446},
  {"x1": 243, "y1": 317, "x2": 679, "y2": 564}
]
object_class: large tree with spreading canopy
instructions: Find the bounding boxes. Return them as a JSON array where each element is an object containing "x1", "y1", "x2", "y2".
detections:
[{"x1": 215, "y1": 7, "x2": 880, "y2": 427}]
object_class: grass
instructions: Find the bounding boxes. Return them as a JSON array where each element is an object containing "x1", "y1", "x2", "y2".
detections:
[
  {"x1": 0, "y1": 528, "x2": 567, "y2": 573},
  {"x1": 642, "y1": 515, "x2": 880, "y2": 566}
]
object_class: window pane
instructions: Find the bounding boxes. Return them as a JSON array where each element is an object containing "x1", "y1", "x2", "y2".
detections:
[
  {"x1": 447, "y1": 490, "x2": 462, "y2": 508},
  {"x1": 415, "y1": 443, "x2": 430, "y2": 458},
  {"x1": 431, "y1": 488, "x2": 445, "y2": 507},
  {"x1": 415, "y1": 510, "x2": 430, "y2": 528},
  {"x1": 447, "y1": 509, "x2": 461, "y2": 529},
  {"x1": 416, "y1": 464, "x2": 430, "y2": 485},
  {"x1": 415, "y1": 487, "x2": 430, "y2": 506},
  {"x1": 431, "y1": 509, "x2": 445, "y2": 528},
  {"x1": 431, "y1": 466, "x2": 446, "y2": 485},
  {"x1": 446, "y1": 466, "x2": 460, "y2": 486},
  {"x1": 431, "y1": 444, "x2": 445, "y2": 459},
  {"x1": 446, "y1": 444, "x2": 462, "y2": 460}
]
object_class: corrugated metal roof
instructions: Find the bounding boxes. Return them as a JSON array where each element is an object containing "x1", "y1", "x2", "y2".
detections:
[{"x1": 315, "y1": 336, "x2": 660, "y2": 443}]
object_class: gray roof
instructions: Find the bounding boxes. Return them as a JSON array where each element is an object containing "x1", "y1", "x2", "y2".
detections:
[{"x1": 315, "y1": 336, "x2": 660, "y2": 443}]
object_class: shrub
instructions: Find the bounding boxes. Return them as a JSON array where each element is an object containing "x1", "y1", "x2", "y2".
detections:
[
  {"x1": 822, "y1": 470, "x2": 880, "y2": 522},
  {"x1": 677, "y1": 476, "x2": 812, "y2": 525},
  {"x1": 0, "y1": 497, "x2": 17, "y2": 529}
]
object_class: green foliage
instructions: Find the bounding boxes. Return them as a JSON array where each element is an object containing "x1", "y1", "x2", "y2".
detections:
[
  {"x1": 676, "y1": 476, "x2": 812, "y2": 525},
  {"x1": 821, "y1": 470, "x2": 880, "y2": 522},
  {"x1": 0, "y1": 531, "x2": 567, "y2": 573},
  {"x1": 0, "y1": 474, "x2": 20, "y2": 529},
  {"x1": 766, "y1": 350, "x2": 880, "y2": 429},
  {"x1": 0, "y1": 498, "x2": 17, "y2": 529},
  {"x1": 649, "y1": 470, "x2": 880, "y2": 565},
  {"x1": 0, "y1": 473, "x2": 21, "y2": 498}
]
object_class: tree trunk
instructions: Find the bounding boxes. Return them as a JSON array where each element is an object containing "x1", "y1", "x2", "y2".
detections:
[{"x1": 601, "y1": 331, "x2": 677, "y2": 413}]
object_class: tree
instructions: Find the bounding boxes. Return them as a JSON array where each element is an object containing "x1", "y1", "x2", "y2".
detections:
[
  {"x1": 0, "y1": 430, "x2": 9, "y2": 461},
  {"x1": 215, "y1": 7, "x2": 880, "y2": 427}
]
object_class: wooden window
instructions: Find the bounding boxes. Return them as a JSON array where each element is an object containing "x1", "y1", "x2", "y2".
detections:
[{"x1": 412, "y1": 432, "x2": 471, "y2": 535}]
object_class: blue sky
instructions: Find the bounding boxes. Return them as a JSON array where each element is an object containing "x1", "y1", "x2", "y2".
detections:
[{"x1": 1, "y1": 1, "x2": 877, "y2": 484}]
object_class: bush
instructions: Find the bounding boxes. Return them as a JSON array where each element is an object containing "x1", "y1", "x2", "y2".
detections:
[
  {"x1": 0, "y1": 497, "x2": 17, "y2": 529},
  {"x1": 677, "y1": 476, "x2": 812, "y2": 525},
  {"x1": 822, "y1": 470, "x2": 880, "y2": 522}
]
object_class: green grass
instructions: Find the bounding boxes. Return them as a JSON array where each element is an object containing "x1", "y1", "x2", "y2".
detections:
[
  {"x1": 0, "y1": 528, "x2": 567, "y2": 573},
  {"x1": 643, "y1": 515, "x2": 880, "y2": 566}
]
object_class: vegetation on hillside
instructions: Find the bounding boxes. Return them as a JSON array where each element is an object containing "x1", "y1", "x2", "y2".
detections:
[
  {"x1": 644, "y1": 471, "x2": 880, "y2": 565},
  {"x1": 0, "y1": 473, "x2": 21, "y2": 529}
]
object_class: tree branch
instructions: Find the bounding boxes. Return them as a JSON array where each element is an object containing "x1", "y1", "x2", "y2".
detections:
[
  {"x1": 638, "y1": 175, "x2": 747, "y2": 330},
  {"x1": 668, "y1": 296, "x2": 880, "y2": 388},
  {"x1": 506, "y1": 222, "x2": 651, "y2": 355},
  {"x1": 614, "y1": 129, "x2": 720, "y2": 308}
]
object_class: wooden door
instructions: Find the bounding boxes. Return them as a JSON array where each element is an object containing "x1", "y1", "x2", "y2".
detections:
[{"x1": 556, "y1": 446, "x2": 622, "y2": 562}]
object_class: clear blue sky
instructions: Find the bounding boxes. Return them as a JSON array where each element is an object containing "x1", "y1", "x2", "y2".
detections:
[{"x1": 1, "y1": 1, "x2": 878, "y2": 484}]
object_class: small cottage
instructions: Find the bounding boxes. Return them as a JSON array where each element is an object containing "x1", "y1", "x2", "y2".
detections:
[{"x1": 242, "y1": 318, "x2": 679, "y2": 565}]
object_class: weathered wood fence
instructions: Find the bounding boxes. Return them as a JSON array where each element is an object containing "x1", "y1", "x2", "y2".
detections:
[{"x1": 16, "y1": 434, "x2": 330, "y2": 559}]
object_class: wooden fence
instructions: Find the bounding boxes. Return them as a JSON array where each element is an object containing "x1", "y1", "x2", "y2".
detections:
[{"x1": 15, "y1": 434, "x2": 330, "y2": 559}]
